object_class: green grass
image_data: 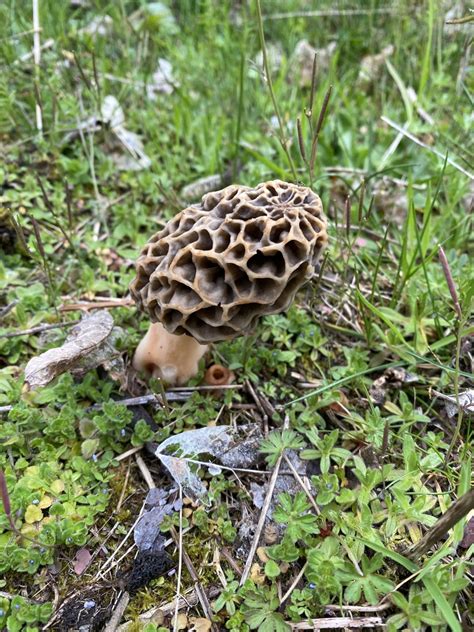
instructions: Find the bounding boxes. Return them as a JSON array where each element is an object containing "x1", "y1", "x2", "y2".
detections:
[{"x1": 0, "y1": 1, "x2": 473, "y2": 631}]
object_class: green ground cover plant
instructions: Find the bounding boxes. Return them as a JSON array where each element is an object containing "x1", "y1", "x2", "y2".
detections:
[{"x1": 0, "y1": 0, "x2": 472, "y2": 630}]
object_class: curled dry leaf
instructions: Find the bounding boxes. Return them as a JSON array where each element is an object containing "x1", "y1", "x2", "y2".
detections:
[
  {"x1": 292, "y1": 39, "x2": 336, "y2": 87},
  {"x1": 432, "y1": 389, "x2": 474, "y2": 419},
  {"x1": 146, "y1": 59, "x2": 178, "y2": 98},
  {"x1": 189, "y1": 618, "x2": 213, "y2": 632},
  {"x1": 251, "y1": 43, "x2": 283, "y2": 78},
  {"x1": 154, "y1": 425, "x2": 262, "y2": 499},
  {"x1": 63, "y1": 95, "x2": 151, "y2": 171},
  {"x1": 78, "y1": 14, "x2": 113, "y2": 37},
  {"x1": 181, "y1": 174, "x2": 225, "y2": 202},
  {"x1": 134, "y1": 488, "x2": 180, "y2": 554},
  {"x1": 171, "y1": 613, "x2": 188, "y2": 631},
  {"x1": 370, "y1": 367, "x2": 419, "y2": 405},
  {"x1": 357, "y1": 45, "x2": 394, "y2": 90},
  {"x1": 459, "y1": 516, "x2": 474, "y2": 549},
  {"x1": 73, "y1": 548, "x2": 92, "y2": 575},
  {"x1": 24, "y1": 311, "x2": 120, "y2": 390}
]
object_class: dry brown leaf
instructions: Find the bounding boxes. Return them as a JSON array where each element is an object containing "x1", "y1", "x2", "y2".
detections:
[
  {"x1": 171, "y1": 612, "x2": 188, "y2": 630},
  {"x1": 73, "y1": 548, "x2": 92, "y2": 575},
  {"x1": 24, "y1": 311, "x2": 117, "y2": 390},
  {"x1": 250, "y1": 562, "x2": 266, "y2": 585},
  {"x1": 459, "y1": 516, "x2": 474, "y2": 549},
  {"x1": 189, "y1": 617, "x2": 213, "y2": 632},
  {"x1": 292, "y1": 39, "x2": 336, "y2": 87}
]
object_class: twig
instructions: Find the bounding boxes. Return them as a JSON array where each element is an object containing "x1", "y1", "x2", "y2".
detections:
[
  {"x1": 90, "y1": 384, "x2": 243, "y2": 409},
  {"x1": 283, "y1": 454, "x2": 320, "y2": 514},
  {"x1": 407, "y1": 489, "x2": 474, "y2": 560},
  {"x1": 438, "y1": 247, "x2": 463, "y2": 320},
  {"x1": 255, "y1": 0, "x2": 297, "y2": 180},
  {"x1": 220, "y1": 547, "x2": 243, "y2": 576},
  {"x1": 135, "y1": 454, "x2": 155, "y2": 490},
  {"x1": 170, "y1": 526, "x2": 215, "y2": 627},
  {"x1": 0, "y1": 300, "x2": 19, "y2": 319},
  {"x1": 103, "y1": 591, "x2": 130, "y2": 632},
  {"x1": 264, "y1": 8, "x2": 395, "y2": 19},
  {"x1": 280, "y1": 563, "x2": 307, "y2": 605},
  {"x1": 115, "y1": 587, "x2": 221, "y2": 631},
  {"x1": 381, "y1": 116, "x2": 474, "y2": 180},
  {"x1": 240, "y1": 415, "x2": 290, "y2": 585},
  {"x1": 0, "y1": 320, "x2": 79, "y2": 339},
  {"x1": 173, "y1": 486, "x2": 184, "y2": 632},
  {"x1": 325, "y1": 603, "x2": 391, "y2": 613},
  {"x1": 32, "y1": 0, "x2": 43, "y2": 134},
  {"x1": 60, "y1": 298, "x2": 134, "y2": 311},
  {"x1": 96, "y1": 512, "x2": 144, "y2": 579},
  {"x1": 290, "y1": 616, "x2": 384, "y2": 629},
  {"x1": 115, "y1": 446, "x2": 143, "y2": 462}
]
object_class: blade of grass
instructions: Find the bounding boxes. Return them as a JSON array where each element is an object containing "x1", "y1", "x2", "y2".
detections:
[
  {"x1": 422, "y1": 577, "x2": 461, "y2": 632},
  {"x1": 358, "y1": 538, "x2": 418, "y2": 573},
  {"x1": 285, "y1": 360, "x2": 405, "y2": 407}
]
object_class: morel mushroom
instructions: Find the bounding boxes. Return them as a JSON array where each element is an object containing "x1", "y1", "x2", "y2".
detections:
[{"x1": 130, "y1": 180, "x2": 328, "y2": 384}]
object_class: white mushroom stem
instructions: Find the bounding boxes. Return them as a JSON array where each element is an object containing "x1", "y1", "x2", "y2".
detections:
[{"x1": 133, "y1": 322, "x2": 208, "y2": 386}]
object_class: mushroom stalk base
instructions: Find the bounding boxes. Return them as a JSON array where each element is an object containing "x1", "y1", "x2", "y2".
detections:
[{"x1": 133, "y1": 322, "x2": 208, "y2": 386}]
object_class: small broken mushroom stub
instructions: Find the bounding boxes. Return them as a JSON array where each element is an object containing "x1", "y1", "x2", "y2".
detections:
[{"x1": 130, "y1": 180, "x2": 328, "y2": 346}]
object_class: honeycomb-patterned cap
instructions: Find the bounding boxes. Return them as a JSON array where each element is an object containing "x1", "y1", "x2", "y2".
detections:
[{"x1": 130, "y1": 180, "x2": 328, "y2": 343}]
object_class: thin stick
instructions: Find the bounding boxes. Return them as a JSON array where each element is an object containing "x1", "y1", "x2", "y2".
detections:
[
  {"x1": 0, "y1": 320, "x2": 79, "y2": 339},
  {"x1": 240, "y1": 415, "x2": 290, "y2": 585},
  {"x1": 170, "y1": 527, "x2": 215, "y2": 625},
  {"x1": 264, "y1": 9, "x2": 395, "y2": 20},
  {"x1": 325, "y1": 603, "x2": 391, "y2": 613},
  {"x1": 291, "y1": 616, "x2": 384, "y2": 629},
  {"x1": 103, "y1": 592, "x2": 130, "y2": 632},
  {"x1": 135, "y1": 455, "x2": 155, "y2": 490},
  {"x1": 173, "y1": 485, "x2": 184, "y2": 632},
  {"x1": 283, "y1": 454, "x2": 320, "y2": 514},
  {"x1": 381, "y1": 116, "x2": 474, "y2": 179},
  {"x1": 438, "y1": 247, "x2": 462, "y2": 320},
  {"x1": 408, "y1": 489, "x2": 474, "y2": 560},
  {"x1": 255, "y1": 0, "x2": 297, "y2": 180},
  {"x1": 116, "y1": 587, "x2": 221, "y2": 631},
  {"x1": 32, "y1": 0, "x2": 43, "y2": 134},
  {"x1": 280, "y1": 563, "x2": 306, "y2": 605},
  {"x1": 309, "y1": 85, "x2": 332, "y2": 183}
]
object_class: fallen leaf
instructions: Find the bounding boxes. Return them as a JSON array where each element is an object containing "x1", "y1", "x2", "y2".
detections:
[
  {"x1": 459, "y1": 516, "x2": 474, "y2": 549},
  {"x1": 134, "y1": 488, "x2": 179, "y2": 554},
  {"x1": 24, "y1": 311, "x2": 118, "y2": 389},
  {"x1": 292, "y1": 39, "x2": 336, "y2": 87},
  {"x1": 181, "y1": 174, "x2": 225, "y2": 202},
  {"x1": 189, "y1": 618, "x2": 212, "y2": 632},
  {"x1": 357, "y1": 45, "x2": 394, "y2": 90},
  {"x1": 171, "y1": 613, "x2": 188, "y2": 630},
  {"x1": 370, "y1": 367, "x2": 419, "y2": 405},
  {"x1": 154, "y1": 424, "x2": 262, "y2": 500},
  {"x1": 439, "y1": 390, "x2": 474, "y2": 419},
  {"x1": 63, "y1": 95, "x2": 152, "y2": 171},
  {"x1": 251, "y1": 43, "x2": 283, "y2": 79},
  {"x1": 250, "y1": 562, "x2": 266, "y2": 585},
  {"x1": 73, "y1": 548, "x2": 92, "y2": 575},
  {"x1": 146, "y1": 59, "x2": 178, "y2": 98},
  {"x1": 78, "y1": 14, "x2": 113, "y2": 36}
]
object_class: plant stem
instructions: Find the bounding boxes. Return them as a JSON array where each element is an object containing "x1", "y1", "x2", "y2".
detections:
[{"x1": 255, "y1": 0, "x2": 297, "y2": 181}]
